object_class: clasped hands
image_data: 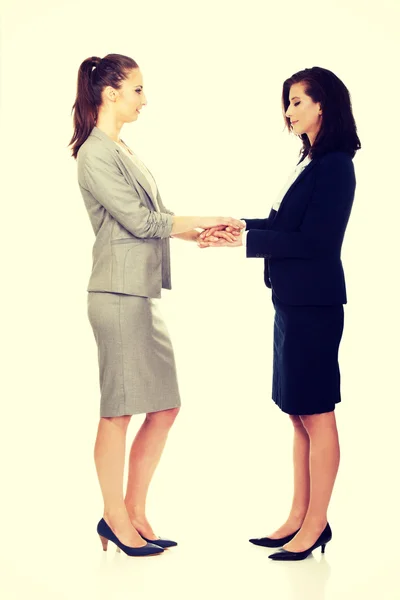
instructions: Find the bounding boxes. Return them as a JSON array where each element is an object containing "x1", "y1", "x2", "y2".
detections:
[{"x1": 196, "y1": 217, "x2": 246, "y2": 249}]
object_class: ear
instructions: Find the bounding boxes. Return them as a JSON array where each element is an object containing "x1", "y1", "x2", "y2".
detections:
[{"x1": 103, "y1": 86, "x2": 118, "y2": 102}]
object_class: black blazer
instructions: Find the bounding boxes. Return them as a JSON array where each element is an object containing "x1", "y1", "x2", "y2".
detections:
[{"x1": 243, "y1": 151, "x2": 356, "y2": 305}]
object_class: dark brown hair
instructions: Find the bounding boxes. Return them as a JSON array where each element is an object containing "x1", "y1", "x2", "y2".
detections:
[
  {"x1": 69, "y1": 53, "x2": 139, "y2": 159},
  {"x1": 282, "y1": 66, "x2": 361, "y2": 163}
]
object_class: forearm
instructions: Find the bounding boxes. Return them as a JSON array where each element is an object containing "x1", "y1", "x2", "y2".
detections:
[
  {"x1": 246, "y1": 229, "x2": 317, "y2": 259},
  {"x1": 81, "y1": 153, "x2": 243, "y2": 239},
  {"x1": 82, "y1": 158, "x2": 173, "y2": 239},
  {"x1": 246, "y1": 156, "x2": 355, "y2": 258},
  {"x1": 170, "y1": 216, "x2": 202, "y2": 235},
  {"x1": 241, "y1": 218, "x2": 270, "y2": 230},
  {"x1": 171, "y1": 229, "x2": 200, "y2": 242},
  {"x1": 241, "y1": 209, "x2": 275, "y2": 230}
]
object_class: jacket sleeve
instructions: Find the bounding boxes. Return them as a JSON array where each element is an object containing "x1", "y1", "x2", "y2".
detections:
[
  {"x1": 246, "y1": 153, "x2": 355, "y2": 259},
  {"x1": 81, "y1": 150, "x2": 173, "y2": 239},
  {"x1": 241, "y1": 218, "x2": 270, "y2": 230},
  {"x1": 241, "y1": 207, "x2": 276, "y2": 230}
]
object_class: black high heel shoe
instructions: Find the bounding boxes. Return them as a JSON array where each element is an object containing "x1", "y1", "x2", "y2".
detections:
[
  {"x1": 249, "y1": 529, "x2": 301, "y2": 548},
  {"x1": 97, "y1": 518, "x2": 164, "y2": 556},
  {"x1": 268, "y1": 523, "x2": 332, "y2": 561},
  {"x1": 140, "y1": 535, "x2": 178, "y2": 549}
]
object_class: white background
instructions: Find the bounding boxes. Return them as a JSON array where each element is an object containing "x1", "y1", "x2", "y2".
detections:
[{"x1": 1, "y1": 0, "x2": 399, "y2": 598}]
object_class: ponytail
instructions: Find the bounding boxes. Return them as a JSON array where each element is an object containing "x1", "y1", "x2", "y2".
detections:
[{"x1": 69, "y1": 53, "x2": 139, "y2": 159}]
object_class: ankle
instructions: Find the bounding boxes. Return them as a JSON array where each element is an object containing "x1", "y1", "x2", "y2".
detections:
[
  {"x1": 103, "y1": 506, "x2": 130, "y2": 523},
  {"x1": 302, "y1": 515, "x2": 328, "y2": 528},
  {"x1": 126, "y1": 509, "x2": 147, "y2": 522},
  {"x1": 129, "y1": 514, "x2": 148, "y2": 525},
  {"x1": 125, "y1": 502, "x2": 145, "y2": 519},
  {"x1": 287, "y1": 511, "x2": 307, "y2": 524}
]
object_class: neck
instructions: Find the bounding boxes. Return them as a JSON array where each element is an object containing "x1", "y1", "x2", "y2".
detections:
[
  {"x1": 308, "y1": 123, "x2": 322, "y2": 147},
  {"x1": 96, "y1": 108, "x2": 124, "y2": 142}
]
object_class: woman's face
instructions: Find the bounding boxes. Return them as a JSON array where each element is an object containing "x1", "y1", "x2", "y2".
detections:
[
  {"x1": 114, "y1": 68, "x2": 147, "y2": 123},
  {"x1": 285, "y1": 82, "x2": 322, "y2": 143}
]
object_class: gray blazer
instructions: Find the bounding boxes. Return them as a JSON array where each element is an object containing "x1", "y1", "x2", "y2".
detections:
[{"x1": 77, "y1": 126, "x2": 174, "y2": 298}]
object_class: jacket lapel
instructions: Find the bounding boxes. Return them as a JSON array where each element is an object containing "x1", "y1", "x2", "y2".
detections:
[
  {"x1": 90, "y1": 127, "x2": 157, "y2": 210},
  {"x1": 116, "y1": 146, "x2": 156, "y2": 206},
  {"x1": 277, "y1": 159, "x2": 318, "y2": 212}
]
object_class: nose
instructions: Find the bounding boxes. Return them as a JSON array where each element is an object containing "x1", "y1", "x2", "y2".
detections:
[
  {"x1": 285, "y1": 106, "x2": 292, "y2": 119},
  {"x1": 142, "y1": 93, "x2": 148, "y2": 106}
]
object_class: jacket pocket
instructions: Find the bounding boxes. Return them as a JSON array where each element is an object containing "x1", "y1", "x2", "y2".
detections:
[
  {"x1": 110, "y1": 237, "x2": 144, "y2": 245},
  {"x1": 110, "y1": 237, "x2": 162, "y2": 296}
]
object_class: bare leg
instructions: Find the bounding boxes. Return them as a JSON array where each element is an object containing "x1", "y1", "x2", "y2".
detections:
[
  {"x1": 283, "y1": 410, "x2": 340, "y2": 551},
  {"x1": 268, "y1": 414, "x2": 311, "y2": 538},
  {"x1": 124, "y1": 407, "x2": 180, "y2": 539},
  {"x1": 94, "y1": 416, "x2": 146, "y2": 547}
]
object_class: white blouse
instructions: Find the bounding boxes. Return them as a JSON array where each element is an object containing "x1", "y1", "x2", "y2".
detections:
[
  {"x1": 115, "y1": 141, "x2": 160, "y2": 212},
  {"x1": 242, "y1": 154, "x2": 312, "y2": 249},
  {"x1": 272, "y1": 155, "x2": 312, "y2": 212}
]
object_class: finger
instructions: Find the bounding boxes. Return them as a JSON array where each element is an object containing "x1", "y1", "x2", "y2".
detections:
[
  {"x1": 216, "y1": 218, "x2": 236, "y2": 229},
  {"x1": 227, "y1": 218, "x2": 246, "y2": 229},
  {"x1": 206, "y1": 225, "x2": 224, "y2": 236},
  {"x1": 212, "y1": 237, "x2": 239, "y2": 246},
  {"x1": 208, "y1": 240, "x2": 228, "y2": 247},
  {"x1": 206, "y1": 226, "x2": 223, "y2": 238},
  {"x1": 214, "y1": 231, "x2": 236, "y2": 242},
  {"x1": 203, "y1": 236, "x2": 226, "y2": 245},
  {"x1": 216, "y1": 229, "x2": 237, "y2": 241}
]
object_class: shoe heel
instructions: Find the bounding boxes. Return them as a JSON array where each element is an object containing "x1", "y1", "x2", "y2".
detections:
[
  {"x1": 99, "y1": 535, "x2": 109, "y2": 551},
  {"x1": 321, "y1": 544, "x2": 326, "y2": 554}
]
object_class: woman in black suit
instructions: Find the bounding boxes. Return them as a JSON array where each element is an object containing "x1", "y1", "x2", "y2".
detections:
[{"x1": 199, "y1": 67, "x2": 361, "y2": 561}]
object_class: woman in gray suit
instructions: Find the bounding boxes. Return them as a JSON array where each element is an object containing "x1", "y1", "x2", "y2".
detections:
[{"x1": 69, "y1": 53, "x2": 244, "y2": 557}]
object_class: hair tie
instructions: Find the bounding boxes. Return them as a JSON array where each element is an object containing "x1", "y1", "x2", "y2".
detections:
[{"x1": 92, "y1": 57, "x2": 101, "y2": 71}]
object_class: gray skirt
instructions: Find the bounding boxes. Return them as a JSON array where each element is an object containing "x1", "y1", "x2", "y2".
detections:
[{"x1": 87, "y1": 292, "x2": 181, "y2": 417}]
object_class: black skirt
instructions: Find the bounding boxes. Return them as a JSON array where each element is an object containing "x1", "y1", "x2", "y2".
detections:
[{"x1": 272, "y1": 293, "x2": 344, "y2": 415}]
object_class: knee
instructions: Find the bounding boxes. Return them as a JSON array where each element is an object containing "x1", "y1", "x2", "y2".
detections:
[
  {"x1": 289, "y1": 414, "x2": 306, "y2": 430},
  {"x1": 299, "y1": 414, "x2": 316, "y2": 434},
  {"x1": 146, "y1": 407, "x2": 180, "y2": 429},
  {"x1": 300, "y1": 411, "x2": 336, "y2": 435},
  {"x1": 101, "y1": 415, "x2": 132, "y2": 432}
]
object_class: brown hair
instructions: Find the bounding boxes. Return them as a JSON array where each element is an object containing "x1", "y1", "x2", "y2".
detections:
[
  {"x1": 282, "y1": 66, "x2": 361, "y2": 163},
  {"x1": 69, "y1": 53, "x2": 139, "y2": 159}
]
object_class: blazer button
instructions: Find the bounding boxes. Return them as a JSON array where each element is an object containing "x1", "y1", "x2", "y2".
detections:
[{"x1": 256, "y1": 253, "x2": 260, "y2": 258}]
